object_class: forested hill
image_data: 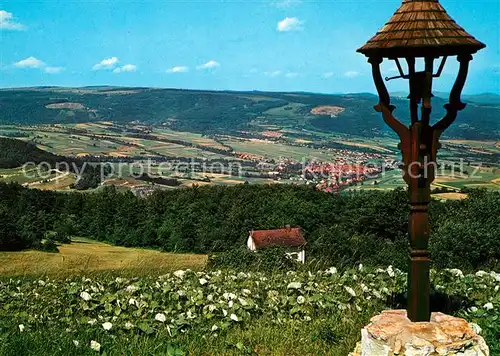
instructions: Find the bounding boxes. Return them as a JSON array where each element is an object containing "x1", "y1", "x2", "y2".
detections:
[
  {"x1": 0, "y1": 137, "x2": 64, "y2": 169},
  {"x1": 0, "y1": 87, "x2": 499, "y2": 140},
  {"x1": 0, "y1": 182, "x2": 498, "y2": 271}
]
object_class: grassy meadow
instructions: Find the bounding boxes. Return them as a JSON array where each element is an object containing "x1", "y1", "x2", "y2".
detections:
[
  {"x1": 0, "y1": 258, "x2": 497, "y2": 355},
  {"x1": 0, "y1": 239, "x2": 207, "y2": 278}
]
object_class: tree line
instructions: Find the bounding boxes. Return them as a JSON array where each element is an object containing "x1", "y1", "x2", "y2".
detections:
[{"x1": 0, "y1": 182, "x2": 498, "y2": 271}]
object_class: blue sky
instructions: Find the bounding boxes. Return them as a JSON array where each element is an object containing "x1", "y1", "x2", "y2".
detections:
[{"x1": 1, "y1": 0, "x2": 499, "y2": 94}]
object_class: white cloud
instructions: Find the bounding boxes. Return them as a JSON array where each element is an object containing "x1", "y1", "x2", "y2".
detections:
[
  {"x1": 0, "y1": 10, "x2": 25, "y2": 30},
  {"x1": 344, "y1": 71, "x2": 360, "y2": 78},
  {"x1": 272, "y1": 0, "x2": 302, "y2": 8},
  {"x1": 92, "y1": 57, "x2": 119, "y2": 70},
  {"x1": 277, "y1": 17, "x2": 303, "y2": 32},
  {"x1": 113, "y1": 64, "x2": 137, "y2": 73},
  {"x1": 13, "y1": 56, "x2": 64, "y2": 74},
  {"x1": 323, "y1": 72, "x2": 334, "y2": 78},
  {"x1": 44, "y1": 66, "x2": 65, "y2": 74},
  {"x1": 167, "y1": 66, "x2": 189, "y2": 73},
  {"x1": 14, "y1": 57, "x2": 45, "y2": 68},
  {"x1": 196, "y1": 60, "x2": 220, "y2": 70},
  {"x1": 285, "y1": 72, "x2": 299, "y2": 78},
  {"x1": 264, "y1": 70, "x2": 282, "y2": 77}
]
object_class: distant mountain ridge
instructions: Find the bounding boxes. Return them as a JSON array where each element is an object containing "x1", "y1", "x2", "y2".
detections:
[
  {"x1": 0, "y1": 87, "x2": 498, "y2": 140},
  {"x1": 390, "y1": 91, "x2": 500, "y2": 105}
]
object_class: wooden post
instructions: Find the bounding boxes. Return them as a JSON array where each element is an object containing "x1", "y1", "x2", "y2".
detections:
[{"x1": 368, "y1": 54, "x2": 472, "y2": 322}]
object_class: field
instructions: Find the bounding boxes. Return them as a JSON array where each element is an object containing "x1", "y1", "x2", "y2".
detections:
[
  {"x1": 0, "y1": 260, "x2": 498, "y2": 355},
  {"x1": 0, "y1": 167, "x2": 77, "y2": 190},
  {"x1": 0, "y1": 239, "x2": 207, "y2": 278},
  {"x1": 225, "y1": 138, "x2": 334, "y2": 162},
  {"x1": 4, "y1": 125, "x2": 230, "y2": 160},
  {"x1": 0, "y1": 119, "x2": 498, "y2": 193},
  {"x1": 348, "y1": 165, "x2": 500, "y2": 193}
]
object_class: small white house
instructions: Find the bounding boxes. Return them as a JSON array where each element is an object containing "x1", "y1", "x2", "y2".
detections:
[{"x1": 247, "y1": 227, "x2": 306, "y2": 263}]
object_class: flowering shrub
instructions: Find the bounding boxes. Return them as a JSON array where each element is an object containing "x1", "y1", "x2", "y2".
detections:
[{"x1": 0, "y1": 267, "x2": 498, "y2": 353}]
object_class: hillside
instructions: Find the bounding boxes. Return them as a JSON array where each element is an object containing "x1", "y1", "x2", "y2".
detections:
[
  {"x1": 0, "y1": 87, "x2": 498, "y2": 140},
  {"x1": 0, "y1": 137, "x2": 64, "y2": 169}
]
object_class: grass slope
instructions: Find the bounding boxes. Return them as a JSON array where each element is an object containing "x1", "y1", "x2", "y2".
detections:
[{"x1": 0, "y1": 238, "x2": 207, "y2": 278}]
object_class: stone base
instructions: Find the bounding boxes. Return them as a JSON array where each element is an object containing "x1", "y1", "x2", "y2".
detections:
[{"x1": 349, "y1": 310, "x2": 489, "y2": 356}]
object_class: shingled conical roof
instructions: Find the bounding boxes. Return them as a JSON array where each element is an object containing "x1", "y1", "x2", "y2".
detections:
[{"x1": 357, "y1": 0, "x2": 485, "y2": 58}]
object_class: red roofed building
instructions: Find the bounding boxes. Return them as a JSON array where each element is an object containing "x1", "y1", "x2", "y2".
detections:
[{"x1": 247, "y1": 227, "x2": 306, "y2": 263}]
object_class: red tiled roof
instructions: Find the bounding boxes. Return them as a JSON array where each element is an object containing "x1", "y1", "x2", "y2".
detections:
[{"x1": 249, "y1": 228, "x2": 306, "y2": 249}]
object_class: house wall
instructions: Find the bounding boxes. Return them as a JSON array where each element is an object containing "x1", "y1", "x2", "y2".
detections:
[
  {"x1": 247, "y1": 234, "x2": 305, "y2": 263},
  {"x1": 247, "y1": 236, "x2": 256, "y2": 251},
  {"x1": 285, "y1": 250, "x2": 306, "y2": 264},
  {"x1": 299, "y1": 249, "x2": 305, "y2": 264}
]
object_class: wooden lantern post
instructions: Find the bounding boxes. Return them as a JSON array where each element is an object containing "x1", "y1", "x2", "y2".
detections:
[{"x1": 357, "y1": 0, "x2": 485, "y2": 322}]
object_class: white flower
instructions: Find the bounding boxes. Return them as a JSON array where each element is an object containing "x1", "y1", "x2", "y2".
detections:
[
  {"x1": 88, "y1": 319, "x2": 97, "y2": 325},
  {"x1": 173, "y1": 270, "x2": 185, "y2": 279},
  {"x1": 211, "y1": 324, "x2": 218, "y2": 331},
  {"x1": 387, "y1": 266, "x2": 395, "y2": 278},
  {"x1": 155, "y1": 313, "x2": 166, "y2": 322},
  {"x1": 222, "y1": 309, "x2": 228, "y2": 317},
  {"x1": 344, "y1": 286, "x2": 356, "y2": 297},
  {"x1": 223, "y1": 292, "x2": 236, "y2": 300},
  {"x1": 90, "y1": 340, "x2": 101, "y2": 352},
  {"x1": 304, "y1": 316, "x2": 311, "y2": 322},
  {"x1": 475, "y1": 271, "x2": 488, "y2": 277},
  {"x1": 483, "y1": 302, "x2": 494, "y2": 311},
  {"x1": 128, "y1": 298, "x2": 138, "y2": 307},
  {"x1": 242, "y1": 289, "x2": 251, "y2": 296},
  {"x1": 124, "y1": 321, "x2": 133, "y2": 330},
  {"x1": 469, "y1": 323, "x2": 482, "y2": 335},
  {"x1": 297, "y1": 296, "x2": 305, "y2": 304},
  {"x1": 325, "y1": 267, "x2": 337, "y2": 275},
  {"x1": 228, "y1": 300, "x2": 234, "y2": 308},
  {"x1": 469, "y1": 306, "x2": 478, "y2": 313},
  {"x1": 358, "y1": 264, "x2": 363, "y2": 271},
  {"x1": 73, "y1": 340, "x2": 80, "y2": 347},
  {"x1": 102, "y1": 322, "x2": 112, "y2": 331},
  {"x1": 230, "y1": 314, "x2": 239, "y2": 322},
  {"x1": 199, "y1": 278, "x2": 208, "y2": 285},
  {"x1": 80, "y1": 291, "x2": 91, "y2": 301},
  {"x1": 126, "y1": 285, "x2": 139, "y2": 293},
  {"x1": 448, "y1": 268, "x2": 464, "y2": 278},
  {"x1": 18, "y1": 324, "x2": 25, "y2": 332},
  {"x1": 287, "y1": 282, "x2": 302, "y2": 289}
]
